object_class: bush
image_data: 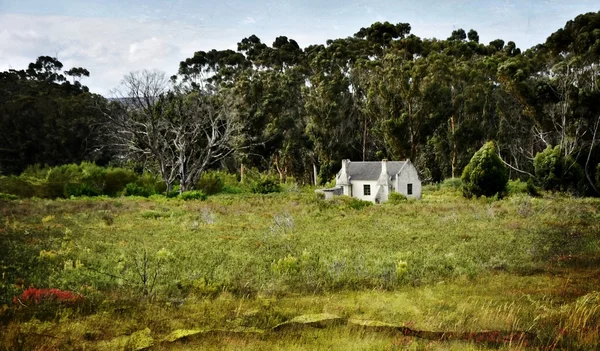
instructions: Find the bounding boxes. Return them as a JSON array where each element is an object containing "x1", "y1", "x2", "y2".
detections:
[
  {"x1": 387, "y1": 192, "x2": 408, "y2": 204},
  {"x1": 252, "y1": 177, "x2": 281, "y2": 194},
  {"x1": 64, "y1": 183, "x2": 102, "y2": 197},
  {"x1": 0, "y1": 175, "x2": 47, "y2": 198},
  {"x1": 178, "y1": 190, "x2": 207, "y2": 201},
  {"x1": 124, "y1": 183, "x2": 155, "y2": 197},
  {"x1": 461, "y1": 141, "x2": 508, "y2": 198},
  {"x1": 441, "y1": 178, "x2": 462, "y2": 190},
  {"x1": 103, "y1": 168, "x2": 137, "y2": 196},
  {"x1": 534, "y1": 145, "x2": 584, "y2": 193},
  {"x1": 195, "y1": 171, "x2": 224, "y2": 195},
  {"x1": 0, "y1": 192, "x2": 18, "y2": 200},
  {"x1": 339, "y1": 196, "x2": 372, "y2": 210}
]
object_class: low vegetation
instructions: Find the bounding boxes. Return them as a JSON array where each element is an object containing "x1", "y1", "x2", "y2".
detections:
[{"x1": 1, "y1": 183, "x2": 599, "y2": 350}]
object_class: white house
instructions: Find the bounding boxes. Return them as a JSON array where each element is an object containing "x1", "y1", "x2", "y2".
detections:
[{"x1": 334, "y1": 159, "x2": 421, "y2": 203}]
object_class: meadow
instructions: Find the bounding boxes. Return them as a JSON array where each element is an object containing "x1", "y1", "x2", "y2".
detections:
[{"x1": 1, "y1": 183, "x2": 600, "y2": 350}]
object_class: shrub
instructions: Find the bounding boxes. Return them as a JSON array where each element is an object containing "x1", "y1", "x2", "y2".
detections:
[
  {"x1": 0, "y1": 192, "x2": 18, "y2": 200},
  {"x1": 46, "y1": 164, "x2": 82, "y2": 198},
  {"x1": 136, "y1": 172, "x2": 167, "y2": 194},
  {"x1": 534, "y1": 145, "x2": 584, "y2": 193},
  {"x1": 387, "y1": 192, "x2": 408, "y2": 204},
  {"x1": 344, "y1": 197, "x2": 372, "y2": 210},
  {"x1": 252, "y1": 177, "x2": 281, "y2": 194},
  {"x1": 124, "y1": 183, "x2": 155, "y2": 197},
  {"x1": 441, "y1": 177, "x2": 462, "y2": 190},
  {"x1": 195, "y1": 171, "x2": 224, "y2": 195},
  {"x1": 179, "y1": 190, "x2": 207, "y2": 201},
  {"x1": 461, "y1": 141, "x2": 508, "y2": 198},
  {"x1": 14, "y1": 287, "x2": 83, "y2": 306},
  {"x1": 64, "y1": 183, "x2": 102, "y2": 197},
  {"x1": 103, "y1": 168, "x2": 137, "y2": 196}
]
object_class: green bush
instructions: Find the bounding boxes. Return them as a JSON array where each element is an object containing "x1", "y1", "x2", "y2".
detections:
[
  {"x1": 178, "y1": 190, "x2": 207, "y2": 201},
  {"x1": 46, "y1": 164, "x2": 81, "y2": 198},
  {"x1": 0, "y1": 192, "x2": 18, "y2": 200},
  {"x1": 461, "y1": 141, "x2": 508, "y2": 198},
  {"x1": 507, "y1": 179, "x2": 540, "y2": 197},
  {"x1": 103, "y1": 168, "x2": 137, "y2": 196},
  {"x1": 64, "y1": 183, "x2": 102, "y2": 197},
  {"x1": 136, "y1": 172, "x2": 167, "y2": 195},
  {"x1": 252, "y1": 177, "x2": 281, "y2": 194},
  {"x1": 0, "y1": 175, "x2": 47, "y2": 198},
  {"x1": 347, "y1": 198, "x2": 372, "y2": 210},
  {"x1": 124, "y1": 183, "x2": 155, "y2": 197},
  {"x1": 387, "y1": 192, "x2": 408, "y2": 204},
  {"x1": 534, "y1": 145, "x2": 584, "y2": 193},
  {"x1": 441, "y1": 178, "x2": 462, "y2": 190},
  {"x1": 195, "y1": 171, "x2": 224, "y2": 195}
]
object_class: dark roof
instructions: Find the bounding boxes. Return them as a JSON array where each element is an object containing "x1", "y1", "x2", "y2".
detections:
[{"x1": 345, "y1": 161, "x2": 407, "y2": 181}]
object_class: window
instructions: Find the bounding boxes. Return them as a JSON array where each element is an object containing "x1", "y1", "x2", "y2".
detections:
[
  {"x1": 363, "y1": 184, "x2": 371, "y2": 196},
  {"x1": 407, "y1": 183, "x2": 413, "y2": 195}
]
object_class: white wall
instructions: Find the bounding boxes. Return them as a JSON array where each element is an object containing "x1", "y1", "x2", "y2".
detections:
[
  {"x1": 395, "y1": 163, "x2": 422, "y2": 199},
  {"x1": 351, "y1": 180, "x2": 379, "y2": 203}
]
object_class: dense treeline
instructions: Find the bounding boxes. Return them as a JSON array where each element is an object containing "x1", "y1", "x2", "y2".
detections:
[{"x1": 1, "y1": 12, "x2": 600, "y2": 194}]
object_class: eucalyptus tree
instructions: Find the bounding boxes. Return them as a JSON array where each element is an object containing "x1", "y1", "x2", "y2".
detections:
[{"x1": 0, "y1": 57, "x2": 104, "y2": 175}]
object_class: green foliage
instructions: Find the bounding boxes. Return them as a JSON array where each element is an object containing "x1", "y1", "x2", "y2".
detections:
[
  {"x1": 387, "y1": 192, "x2": 407, "y2": 204},
  {"x1": 124, "y1": 183, "x2": 155, "y2": 197},
  {"x1": 534, "y1": 145, "x2": 585, "y2": 193},
  {"x1": 252, "y1": 177, "x2": 281, "y2": 194},
  {"x1": 343, "y1": 197, "x2": 372, "y2": 210},
  {"x1": 194, "y1": 171, "x2": 224, "y2": 195},
  {"x1": 0, "y1": 192, "x2": 18, "y2": 200},
  {"x1": 178, "y1": 190, "x2": 207, "y2": 201},
  {"x1": 0, "y1": 163, "x2": 152, "y2": 199},
  {"x1": 102, "y1": 168, "x2": 138, "y2": 196},
  {"x1": 441, "y1": 178, "x2": 463, "y2": 190},
  {"x1": 461, "y1": 141, "x2": 508, "y2": 198}
]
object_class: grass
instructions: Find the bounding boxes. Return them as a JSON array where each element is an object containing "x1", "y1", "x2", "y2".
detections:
[{"x1": 1, "y1": 186, "x2": 600, "y2": 350}]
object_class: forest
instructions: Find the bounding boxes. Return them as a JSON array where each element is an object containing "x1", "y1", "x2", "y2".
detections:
[{"x1": 1, "y1": 11, "x2": 600, "y2": 194}]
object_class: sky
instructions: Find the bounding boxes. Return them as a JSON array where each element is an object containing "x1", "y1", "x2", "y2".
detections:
[{"x1": 0, "y1": 0, "x2": 598, "y2": 95}]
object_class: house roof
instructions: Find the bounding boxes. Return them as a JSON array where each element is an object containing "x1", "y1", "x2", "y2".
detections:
[{"x1": 344, "y1": 161, "x2": 407, "y2": 181}]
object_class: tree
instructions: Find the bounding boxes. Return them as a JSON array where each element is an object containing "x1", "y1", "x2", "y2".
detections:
[
  {"x1": 534, "y1": 145, "x2": 584, "y2": 193},
  {"x1": 461, "y1": 141, "x2": 508, "y2": 198},
  {"x1": 467, "y1": 29, "x2": 479, "y2": 43},
  {"x1": 0, "y1": 57, "x2": 105, "y2": 175},
  {"x1": 103, "y1": 70, "x2": 242, "y2": 192},
  {"x1": 448, "y1": 29, "x2": 467, "y2": 42}
]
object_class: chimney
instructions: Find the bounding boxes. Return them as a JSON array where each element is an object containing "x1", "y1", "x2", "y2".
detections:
[
  {"x1": 337, "y1": 159, "x2": 350, "y2": 186},
  {"x1": 377, "y1": 159, "x2": 389, "y2": 185}
]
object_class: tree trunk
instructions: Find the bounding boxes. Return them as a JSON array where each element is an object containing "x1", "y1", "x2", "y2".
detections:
[
  {"x1": 451, "y1": 88, "x2": 457, "y2": 179},
  {"x1": 313, "y1": 163, "x2": 318, "y2": 186},
  {"x1": 585, "y1": 116, "x2": 600, "y2": 195},
  {"x1": 240, "y1": 163, "x2": 244, "y2": 183},
  {"x1": 362, "y1": 115, "x2": 368, "y2": 161},
  {"x1": 275, "y1": 154, "x2": 284, "y2": 183},
  {"x1": 451, "y1": 113, "x2": 457, "y2": 179}
]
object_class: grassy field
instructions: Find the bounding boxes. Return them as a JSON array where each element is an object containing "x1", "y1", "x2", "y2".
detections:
[{"x1": 1, "y1": 185, "x2": 600, "y2": 350}]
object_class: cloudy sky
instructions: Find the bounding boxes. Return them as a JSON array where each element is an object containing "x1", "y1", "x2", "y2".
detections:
[{"x1": 1, "y1": 0, "x2": 598, "y2": 95}]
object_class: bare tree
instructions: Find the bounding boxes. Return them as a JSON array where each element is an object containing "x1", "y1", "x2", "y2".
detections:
[
  {"x1": 167, "y1": 91, "x2": 242, "y2": 192},
  {"x1": 102, "y1": 70, "x2": 242, "y2": 193}
]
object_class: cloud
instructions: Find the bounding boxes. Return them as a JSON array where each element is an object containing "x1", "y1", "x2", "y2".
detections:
[
  {"x1": 0, "y1": 13, "x2": 257, "y2": 95},
  {"x1": 242, "y1": 16, "x2": 257, "y2": 24},
  {"x1": 129, "y1": 37, "x2": 177, "y2": 63}
]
